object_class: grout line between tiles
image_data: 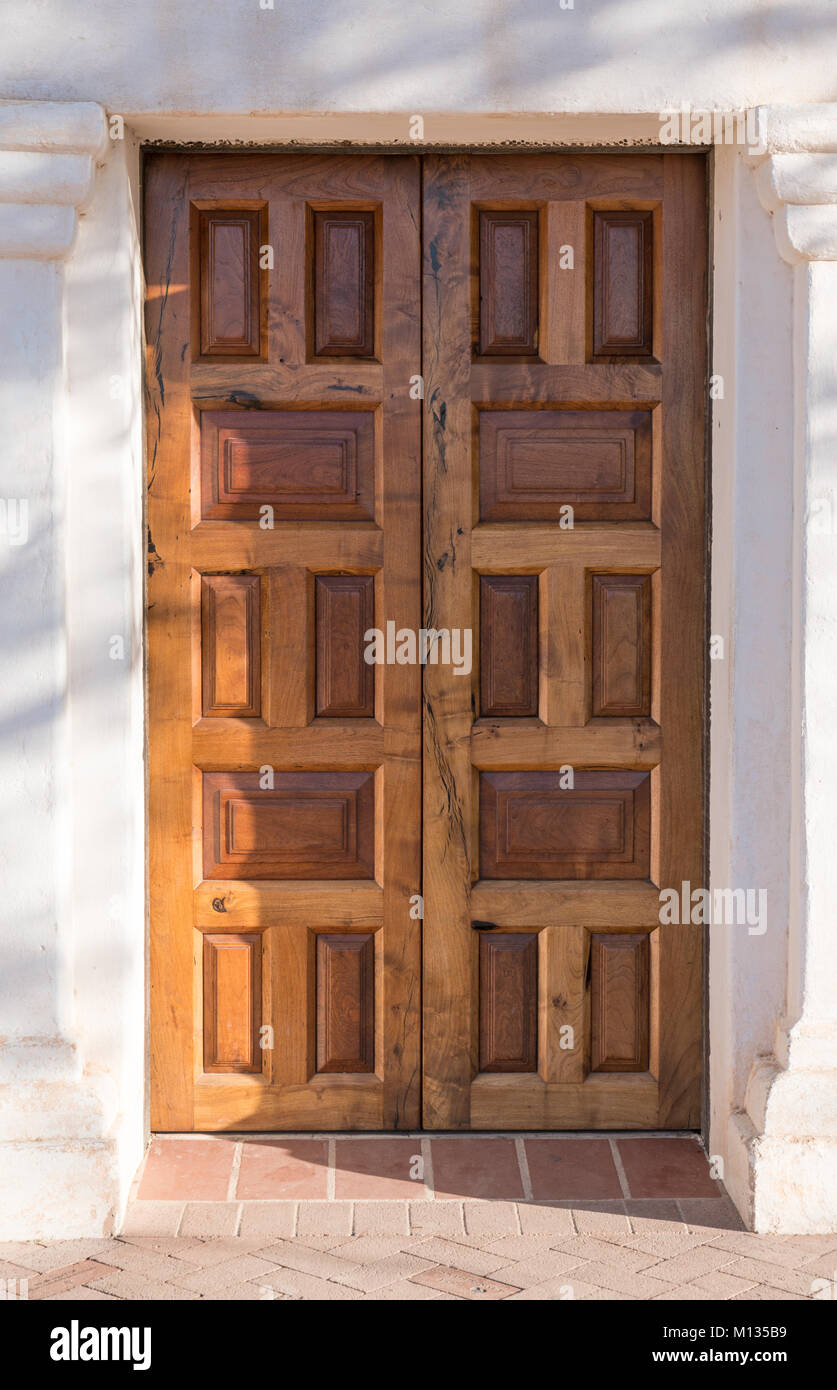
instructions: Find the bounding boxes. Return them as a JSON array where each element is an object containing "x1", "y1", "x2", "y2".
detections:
[
  {"x1": 515, "y1": 1138, "x2": 533, "y2": 1201},
  {"x1": 227, "y1": 1141, "x2": 243, "y2": 1202},
  {"x1": 421, "y1": 1137, "x2": 434, "y2": 1199},
  {"x1": 609, "y1": 1138, "x2": 632, "y2": 1199},
  {"x1": 327, "y1": 1137, "x2": 336, "y2": 1201}
]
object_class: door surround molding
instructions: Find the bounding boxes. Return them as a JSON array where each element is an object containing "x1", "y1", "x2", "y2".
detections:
[{"x1": 2, "y1": 99, "x2": 834, "y2": 1231}]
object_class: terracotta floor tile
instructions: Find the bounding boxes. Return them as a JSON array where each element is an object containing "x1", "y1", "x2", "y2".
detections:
[
  {"x1": 237, "y1": 1140, "x2": 328, "y2": 1200},
  {"x1": 431, "y1": 1139, "x2": 524, "y2": 1200},
  {"x1": 616, "y1": 1138, "x2": 719, "y2": 1199},
  {"x1": 524, "y1": 1138, "x2": 622, "y2": 1199},
  {"x1": 137, "y1": 1139, "x2": 237, "y2": 1202},
  {"x1": 334, "y1": 1138, "x2": 423, "y2": 1200}
]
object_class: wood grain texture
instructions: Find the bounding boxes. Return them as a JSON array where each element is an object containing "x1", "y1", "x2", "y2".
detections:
[
  {"x1": 423, "y1": 151, "x2": 705, "y2": 1131},
  {"x1": 199, "y1": 408, "x2": 375, "y2": 521},
  {"x1": 478, "y1": 209, "x2": 539, "y2": 356},
  {"x1": 655, "y1": 156, "x2": 706, "y2": 1128},
  {"x1": 201, "y1": 574, "x2": 262, "y2": 717},
  {"x1": 147, "y1": 155, "x2": 197, "y2": 1128},
  {"x1": 422, "y1": 154, "x2": 475, "y2": 1128},
  {"x1": 149, "y1": 149, "x2": 705, "y2": 1135},
  {"x1": 479, "y1": 932, "x2": 538, "y2": 1072},
  {"x1": 479, "y1": 408, "x2": 652, "y2": 522},
  {"x1": 590, "y1": 932, "x2": 650, "y2": 1072},
  {"x1": 591, "y1": 209, "x2": 654, "y2": 358},
  {"x1": 196, "y1": 206, "x2": 266, "y2": 358},
  {"x1": 591, "y1": 572, "x2": 652, "y2": 717},
  {"x1": 203, "y1": 933, "x2": 262, "y2": 1073},
  {"x1": 480, "y1": 769, "x2": 651, "y2": 880},
  {"x1": 148, "y1": 152, "x2": 421, "y2": 1131},
  {"x1": 202, "y1": 770, "x2": 375, "y2": 880},
  {"x1": 313, "y1": 210, "x2": 375, "y2": 357},
  {"x1": 316, "y1": 933, "x2": 375, "y2": 1072},
  {"x1": 316, "y1": 575, "x2": 375, "y2": 717},
  {"x1": 479, "y1": 574, "x2": 539, "y2": 717}
]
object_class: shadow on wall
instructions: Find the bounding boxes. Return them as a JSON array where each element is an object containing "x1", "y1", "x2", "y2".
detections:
[{"x1": 0, "y1": 0, "x2": 835, "y2": 112}]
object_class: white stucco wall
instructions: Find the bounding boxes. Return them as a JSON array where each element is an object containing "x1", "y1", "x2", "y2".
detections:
[
  {"x1": 63, "y1": 133, "x2": 146, "y2": 1232},
  {"x1": 709, "y1": 144, "x2": 796, "y2": 1204},
  {"x1": 0, "y1": 0, "x2": 836, "y2": 1235},
  {"x1": 0, "y1": 0, "x2": 835, "y2": 113}
]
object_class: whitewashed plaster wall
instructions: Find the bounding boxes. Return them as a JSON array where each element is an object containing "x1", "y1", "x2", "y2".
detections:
[
  {"x1": 709, "y1": 144, "x2": 796, "y2": 1218},
  {"x1": 63, "y1": 134, "x2": 146, "y2": 1235},
  {"x1": 0, "y1": 0, "x2": 835, "y2": 1236},
  {"x1": 0, "y1": 0, "x2": 835, "y2": 114}
]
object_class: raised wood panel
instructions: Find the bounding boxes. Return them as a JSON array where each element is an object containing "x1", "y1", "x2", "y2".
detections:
[
  {"x1": 591, "y1": 572, "x2": 652, "y2": 717},
  {"x1": 201, "y1": 574, "x2": 261, "y2": 718},
  {"x1": 590, "y1": 932, "x2": 650, "y2": 1072},
  {"x1": 479, "y1": 574, "x2": 539, "y2": 717},
  {"x1": 202, "y1": 771, "x2": 375, "y2": 880},
  {"x1": 478, "y1": 210, "x2": 539, "y2": 356},
  {"x1": 316, "y1": 575, "x2": 375, "y2": 718},
  {"x1": 479, "y1": 770, "x2": 651, "y2": 880},
  {"x1": 196, "y1": 207, "x2": 264, "y2": 358},
  {"x1": 203, "y1": 933, "x2": 261, "y2": 1073},
  {"x1": 199, "y1": 409, "x2": 375, "y2": 521},
  {"x1": 316, "y1": 933, "x2": 375, "y2": 1073},
  {"x1": 479, "y1": 932, "x2": 538, "y2": 1072},
  {"x1": 592, "y1": 210, "x2": 654, "y2": 358},
  {"x1": 313, "y1": 210, "x2": 375, "y2": 358},
  {"x1": 479, "y1": 409, "x2": 652, "y2": 522}
]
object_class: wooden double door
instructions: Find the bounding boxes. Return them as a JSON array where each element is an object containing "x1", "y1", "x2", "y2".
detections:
[{"x1": 146, "y1": 151, "x2": 706, "y2": 1132}]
